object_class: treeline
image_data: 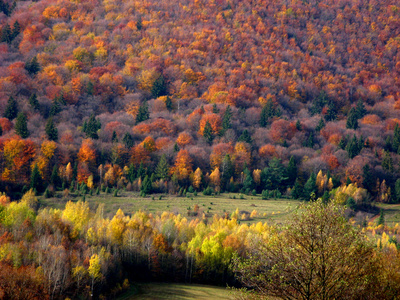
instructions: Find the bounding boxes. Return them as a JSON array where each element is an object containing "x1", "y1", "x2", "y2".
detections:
[
  {"x1": 0, "y1": 191, "x2": 400, "y2": 299},
  {"x1": 0, "y1": 0, "x2": 400, "y2": 203}
]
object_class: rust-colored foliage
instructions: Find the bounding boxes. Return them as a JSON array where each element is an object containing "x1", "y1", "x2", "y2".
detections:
[
  {"x1": 198, "y1": 114, "x2": 222, "y2": 136},
  {"x1": 176, "y1": 132, "x2": 193, "y2": 148},
  {"x1": 78, "y1": 139, "x2": 96, "y2": 164},
  {"x1": 173, "y1": 149, "x2": 193, "y2": 180}
]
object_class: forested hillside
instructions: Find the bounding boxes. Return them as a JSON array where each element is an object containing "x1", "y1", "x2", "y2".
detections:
[{"x1": 1, "y1": 0, "x2": 400, "y2": 200}]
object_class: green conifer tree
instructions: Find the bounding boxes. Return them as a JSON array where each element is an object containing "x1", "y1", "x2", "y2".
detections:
[
  {"x1": 4, "y1": 96, "x2": 18, "y2": 120},
  {"x1": 45, "y1": 118, "x2": 58, "y2": 141},
  {"x1": 203, "y1": 120, "x2": 214, "y2": 144},
  {"x1": 135, "y1": 102, "x2": 149, "y2": 124},
  {"x1": 346, "y1": 107, "x2": 358, "y2": 129},
  {"x1": 15, "y1": 112, "x2": 29, "y2": 138},
  {"x1": 155, "y1": 154, "x2": 170, "y2": 180}
]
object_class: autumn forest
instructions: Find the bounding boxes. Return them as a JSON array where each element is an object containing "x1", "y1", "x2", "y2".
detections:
[{"x1": 1, "y1": 0, "x2": 400, "y2": 298}]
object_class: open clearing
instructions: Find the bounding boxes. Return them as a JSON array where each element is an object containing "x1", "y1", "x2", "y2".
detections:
[
  {"x1": 117, "y1": 283, "x2": 233, "y2": 300},
  {"x1": 40, "y1": 190, "x2": 302, "y2": 224}
]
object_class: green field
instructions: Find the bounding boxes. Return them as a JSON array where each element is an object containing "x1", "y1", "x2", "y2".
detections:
[
  {"x1": 374, "y1": 203, "x2": 400, "y2": 225},
  {"x1": 118, "y1": 283, "x2": 233, "y2": 300},
  {"x1": 39, "y1": 190, "x2": 302, "y2": 223}
]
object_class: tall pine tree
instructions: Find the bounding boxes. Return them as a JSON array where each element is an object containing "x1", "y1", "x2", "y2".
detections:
[
  {"x1": 4, "y1": 96, "x2": 18, "y2": 120},
  {"x1": 45, "y1": 118, "x2": 58, "y2": 141},
  {"x1": 15, "y1": 112, "x2": 29, "y2": 138}
]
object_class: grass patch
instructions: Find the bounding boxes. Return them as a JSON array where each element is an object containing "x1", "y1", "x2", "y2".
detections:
[
  {"x1": 374, "y1": 203, "x2": 400, "y2": 225},
  {"x1": 117, "y1": 283, "x2": 232, "y2": 300},
  {"x1": 39, "y1": 191, "x2": 302, "y2": 224}
]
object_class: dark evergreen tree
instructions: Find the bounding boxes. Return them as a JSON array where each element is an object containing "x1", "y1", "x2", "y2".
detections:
[
  {"x1": 45, "y1": 118, "x2": 58, "y2": 141},
  {"x1": 261, "y1": 158, "x2": 287, "y2": 191},
  {"x1": 393, "y1": 124, "x2": 400, "y2": 153},
  {"x1": 304, "y1": 131, "x2": 315, "y2": 148},
  {"x1": 135, "y1": 102, "x2": 149, "y2": 124},
  {"x1": 15, "y1": 112, "x2": 29, "y2": 138},
  {"x1": 128, "y1": 163, "x2": 136, "y2": 182},
  {"x1": 49, "y1": 100, "x2": 61, "y2": 117},
  {"x1": 355, "y1": 99, "x2": 367, "y2": 119},
  {"x1": 141, "y1": 175, "x2": 152, "y2": 195},
  {"x1": 324, "y1": 101, "x2": 337, "y2": 121},
  {"x1": 243, "y1": 168, "x2": 254, "y2": 192},
  {"x1": 338, "y1": 136, "x2": 347, "y2": 150},
  {"x1": 151, "y1": 75, "x2": 167, "y2": 98},
  {"x1": 203, "y1": 120, "x2": 214, "y2": 144},
  {"x1": 50, "y1": 165, "x2": 61, "y2": 188},
  {"x1": 212, "y1": 103, "x2": 219, "y2": 113},
  {"x1": 137, "y1": 162, "x2": 146, "y2": 179},
  {"x1": 291, "y1": 179, "x2": 303, "y2": 199},
  {"x1": 362, "y1": 164, "x2": 375, "y2": 194},
  {"x1": 25, "y1": 56, "x2": 40, "y2": 75},
  {"x1": 174, "y1": 142, "x2": 180, "y2": 152},
  {"x1": 221, "y1": 154, "x2": 234, "y2": 189},
  {"x1": 315, "y1": 118, "x2": 325, "y2": 131},
  {"x1": 220, "y1": 105, "x2": 232, "y2": 135},
  {"x1": 111, "y1": 131, "x2": 118, "y2": 143},
  {"x1": 11, "y1": 20, "x2": 20, "y2": 40},
  {"x1": 165, "y1": 96, "x2": 173, "y2": 111},
  {"x1": 0, "y1": 0, "x2": 11, "y2": 16},
  {"x1": 4, "y1": 96, "x2": 18, "y2": 120},
  {"x1": 156, "y1": 154, "x2": 170, "y2": 180},
  {"x1": 382, "y1": 151, "x2": 393, "y2": 173},
  {"x1": 0, "y1": 23, "x2": 11, "y2": 43},
  {"x1": 286, "y1": 156, "x2": 297, "y2": 186},
  {"x1": 378, "y1": 210, "x2": 385, "y2": 226},
  {"x1": 259, "y1": 100, "x2": 277, "y2": 127},
  {"x1": 30, "y1": 164, "x2": 42, "y2": 192},
  {"x1": 0, "y1": 124, "x2": 3, "y2": 136},
  {"x1": 122, "y1": 132, "x2": 134, "y2": 149},
  {"x1": 84, "y1": 114, "x2": 101, "y2": 139},
  {"x1": 86, "y1": 81, "x2": 94, "y2": 95},
  {"x1": 395, "y1": 179, "x2": 400, "y2": 203},
  {"x1": 304, "y1": 172, "x2": 317, "y2": 200},
  {"x1": 72, "y1": 162, "x2": 78, "y2": 181},
  {"x1": 238, "y1": 129, "x2": 252, "y2": 144},
  {"x1": 295, "y1": 120, "x2": 302, "y2": 131},
  {"x1": 29, "y1": 93, "x2": 39, "y2": 110},
  {"x1": 346, "y1": 107, "x2": 358, "y2": 129},
  {"x1": 346, "y1": 135, "x2": 361, "y2": 159},
  {"x1": 310, "y1": 90, "x2": 329, "y2": 115}
]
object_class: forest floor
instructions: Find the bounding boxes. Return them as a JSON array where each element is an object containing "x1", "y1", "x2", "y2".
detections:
[
  {"x1": 117, "y1": 283, "x2": 233, "y2": 300},
  {"x1": 39, "y1": 190, "x2": 302, "y2": 224}
]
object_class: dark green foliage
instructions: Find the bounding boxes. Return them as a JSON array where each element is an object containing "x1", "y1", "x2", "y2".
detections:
[
  {"x1": 203, "y1": 186, "x2": 213, "y2": 196},
  {"x1": 212, "y1": 103, "x2": 219, "y2": 113},
  {"x1": 165, "y1": 96, "x2": 173, "y2": 111},
  {"x1": 315, "y1": 118, "x2": 325, "y2": 131},
  {"x1": 238, "y1": 129, "x2": 252, "y2": 144},
  {"x1": 324, "y1": 101, "x2": 337, "y2": 121},
  {"x1": 0, "y1": 23, "x2": 11, "y2": 43},
  {"x1": 243, "y1": 168, "x2": 254, "y2": 191},
  {"x1": 395, "y1": 179, "x2": 400, "y2": 203},
  {"x1": 261, "y1": 189, "x2": 269, "y2": 200},
  {"x1": 4, "y1": 96, "x2": 18, "y2": 120},
  {"x1": 261, "y1": 158, "x2": 287, "y2": 191},
  {"x1": 49, "y1": 100, "x2": 62, "y2": 117},
  {"x1": 29, "y1": 94, "x2": 39, "y2": 110},
  {"x1": 362, "y1": 164, "x2": 375, "y2": 194},
  {"x1": 111, "y1": 131, "x2": 118, "y2": 143},
  {"x1": 15, "y1": 112, "x2": 29, "y2": 138},
  {"x1": 25, "y1": 56, "x2": 40, "y2": 75},
  {"x1": 141, "y1": 175, "x2": 152, "y2": 194},
  {"x1": 151, "y1": 74, "x2": 167, "y2": 98},
  {"x1": 220, "y1": 105, "x2": 232, "y2": 135},
  {"x1": 346, "y1": 135, "x2": 361, "y2": 159},
  {"x1": 310, "y1": 90, "x2": 329, "y2": 115},
  {"x1": 50, "y1": 165, "x2": 61, "y2": 188},
  {"x1": 30, "y1": 164, "x2": 42, "y2": 192},
  {"x1": 136, "y1": 162, "x2": 146, "y2": 180},
  {"x1": 338, "y1": 136, "x2": 347, "y2": 150},
  {"x1": 382, "y1": 151, "x2": 393, "y2": 173},
  {"x1": 378, "y1": 210, "x2": 385, "y2": 226},
  {"x1": 221, "y1": 154, "x2": 234, "y2": 189},
  {"x1": 0, "y1": 0, "x2": 13, "y2": 16},
  {"x1": 355, "y1": 99, "x2": 367, "y2": 119},
  {"x1": 0, "y1": 124, "x2": 2, "y2": 136},
  {"x1": 304, "y1": 131, "x2": 315, "y2": 148},
  {"x1": 156, "y1": 154, "x2": 169, "y2": 180},
  {"x1": 11, "y1": 21, "x2": 20, "y2": 40},
  {"x1": 83, "y1": 114, "x2": 101, "y2": 139},
  {"x1": 113, "y1": 189, "x2": 118, "y2": 197},
  {"x1": 304, "y1": 172, "x2": 317, "y2": 200},
  {"x1": 122, "y1": 132, "x2": 134, "y2": 149},
  {"x1": 260, "y1": 99, "x2": 280, "y2": 127},
  {"x1": 322, "y1": 190, "x2": 330, "y2": 204},
  {"x1": 86, "y1": 81, "x2": 94, "y2": 95},
  {"x1": 45, "y1": 118, "x2": 58, "y2": 141},
  {"x1": 295, "y1": 120, "x2": 302, "y2": 130},
  {"x1": 174, "y1": 142, "x2": 180, "y2": 152},
  {"x1": 346, "y1": 197, "x2": 356, "y2": 210},
  {"x1": 291, "y1": 179, "x2": 303, "y2": 199},
  {"x1": 44, "y1": 188, "x2": 51, "y2": 198},
  {"x1": 128, "y1": 164, "x2": 136, "y2": 182},
  {"x1": 286, "y1": 156, "x2": 297, "y2": 187},
  {"x1": 346, "y1": 107, "x2": 358, "y2": 129},
  {"x1": 72, "y1": 162, "x2": 78, "y2": 181},
  {"x1": 135, "y1": 102, "x2": 149, "y2": 124},
  {"x1": 203, "y1": 120, "x2": 214, "y2": 144},
  {"x1": 393, "y1": 124, "x2": 400, "y2": 153}
]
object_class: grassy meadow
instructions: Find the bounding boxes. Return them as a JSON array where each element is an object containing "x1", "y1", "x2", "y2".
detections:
[
  {"x1": 39, "y1": 190, "x2": 302, "y2": 224},
  {"x1": 117, "y1": 283, "x2": 234, "y2": 300}
]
